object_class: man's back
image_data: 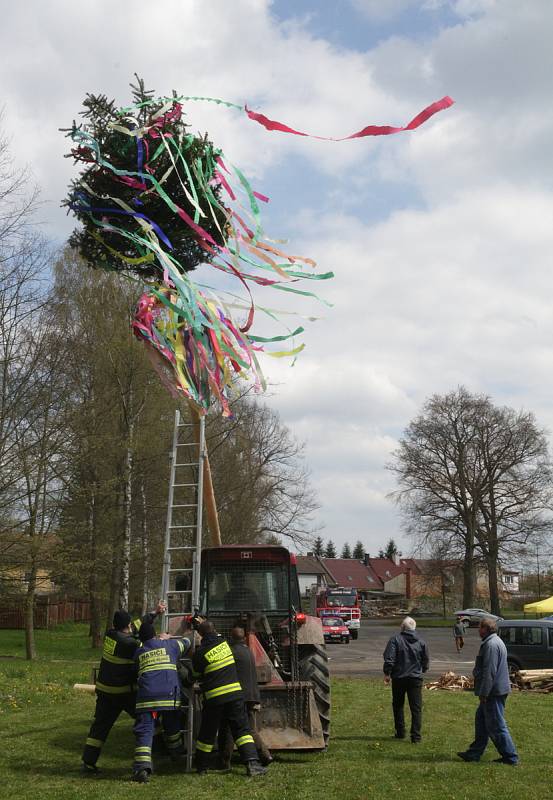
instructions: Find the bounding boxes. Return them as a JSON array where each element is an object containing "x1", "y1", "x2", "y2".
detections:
[
  {"x1": 231, "y1": 641, "x2": 260, "y2": 704},
  {"x1": 383, "y1": 630, "x2": 429, "y2": 679}
]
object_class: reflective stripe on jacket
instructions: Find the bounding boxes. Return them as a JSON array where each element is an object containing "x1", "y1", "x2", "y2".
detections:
[
  {"x1": 96, "y1": 613, "x2": 155, "y2": 693},
  {"x1": 192, "y1": 633, "x2": 244, "y2": 706},
  {"x1": 134, "y1": 637, "x2": 191, "y2": 712}
]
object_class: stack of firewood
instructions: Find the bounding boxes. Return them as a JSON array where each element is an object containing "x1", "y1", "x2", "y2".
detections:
[
  {"x1": 425, "y1": 671, "x2": 474, "y2": 691},
  {"x1": 515, "y1": 669, "x2": 553, "y2": 692}
]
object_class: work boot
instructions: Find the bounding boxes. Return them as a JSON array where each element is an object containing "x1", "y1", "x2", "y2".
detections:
[
  {"x1": 259, "y1": 753, "x2": 273, "y2": 766},
  {"x1": 168, "y1": 745, "x2": 186, "y2": 763},
  {"x1": 80, "y1": 762, "x2": 99, "y2": 776},
  {"x1": 133, "y1": 769, "x2": 150, "y2": 784},
  {"x1": 197, "y1": 761, "x2": 231, "y2": 775},
  {"x1": 246, "y1": 759, "x2": 267, "y2": 777}
]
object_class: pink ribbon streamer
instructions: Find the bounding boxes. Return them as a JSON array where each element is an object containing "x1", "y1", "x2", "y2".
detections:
[{"x1": 244, "y1": 96, "x2": 454, "y2": 141}]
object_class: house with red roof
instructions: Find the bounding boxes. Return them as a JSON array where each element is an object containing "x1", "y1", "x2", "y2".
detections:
[{"x1": 320, "y1": 557, "x2": 383, "y2": 599}]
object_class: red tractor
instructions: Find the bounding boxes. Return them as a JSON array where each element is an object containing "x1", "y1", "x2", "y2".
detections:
[{"x1": 197, "y1": 544, "x2": 330, "y2": 750}]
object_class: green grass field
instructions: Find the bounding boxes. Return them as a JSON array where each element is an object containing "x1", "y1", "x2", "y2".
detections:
[{"x1": 1, "y1": 624, "x2": 551, "y2": 800}]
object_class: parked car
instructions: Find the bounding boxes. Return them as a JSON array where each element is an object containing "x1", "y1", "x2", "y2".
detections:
[
  {"x1": 498, "y1": 618, "x2": 553, "y2": 672},
  {"x1": 454, "y1": 608, "x2": 504, "y2": 628},
  {"x1": 321, "y1": 616, "x2": 350, "y2": 644}
]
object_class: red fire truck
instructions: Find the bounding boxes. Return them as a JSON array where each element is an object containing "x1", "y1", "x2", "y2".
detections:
[{"x1": 316, "y1": 586, "x2": 361, "y2": 640}]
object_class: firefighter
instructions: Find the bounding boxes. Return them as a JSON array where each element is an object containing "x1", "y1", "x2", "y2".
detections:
[
  {"x1": 132, "y1": 622, "x2": 192, "y2": 783},
  {"x1": 218, "y1": 626, "x2": 272, "y2": 768},
  {"x1": 81, "y1": 601, "x2": 166, "y2": 774},
  {"x1": 192, "y1": 619, "x2": 267, "y2": 777}
]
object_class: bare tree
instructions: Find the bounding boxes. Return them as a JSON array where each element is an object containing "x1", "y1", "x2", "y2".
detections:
[
  {"x1": 0, "y1": 116, "x2": 64, "y2": 658},
  {"x1": 389, "y1": 387, "x2": 552, "y2": 614},
  {"x1": 206, "y1": 394, "x2": 319, "y2": 548},
  {"x1": 475, "y1": 404, "x2": 551, "y2": 613}
]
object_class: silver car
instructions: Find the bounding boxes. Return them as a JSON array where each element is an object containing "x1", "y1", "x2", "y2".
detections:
[{"x1": 454, "y1": 608, "x2": 504, "y2": 627}]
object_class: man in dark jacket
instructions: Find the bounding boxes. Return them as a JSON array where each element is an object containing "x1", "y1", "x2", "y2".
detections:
[
  {"x1": 193, "y1": 620, "x2": 267, "y2": 777},
  {"x1": 132, "y1": 622, "x2": 192, "y2": 783},
  {"x1": 218, "y1": 627, "x2": 272, "y2": 768},
  {"x1": 458, "y1": 617, "x2": 518, "y2": 765},
  {"x1": 81, "y1": 601, "x2": 165, "y2": 774},
  {"x1": 383, "y1": 616, "x2": 429, "y2": 743}
]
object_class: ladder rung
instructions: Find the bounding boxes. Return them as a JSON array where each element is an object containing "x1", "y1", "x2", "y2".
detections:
[
  {"x1": 171, "y1": 504, "x2": 197, "y2": 508},
  {"x1": 167, "y1": 546, "x2": 195, "y2": 551},
  {"x1": 166, "y1": 612, "x2": 192, "y2": 617},
  {"x1": 173, "y1": 483, "x2": 198, "y2": 488},
  {"x1": 167, "y1": 590, "x2": 192, "y2": 595},
  {"x1": 168, "y1": 564, "x2": 195, "y2": 571},
  {"x1": 174, "y1": 462, "x2": 199, "y2": 468},
  {"x1": 165, "y1": 567, "x2": 194, "y2": 572},
  {"x1": 175, "y1": 442, "x2": 195, "y2": 447},
  {"x1": 177, "y1": 422, "x2": 194, "y2": 427},
  {"x1": 169, "y1": 524, "x2": 196, "y2": 529}
]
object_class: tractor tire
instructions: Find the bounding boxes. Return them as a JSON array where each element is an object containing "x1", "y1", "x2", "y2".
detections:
[{"x1": 299, "y1": 644, "x2": 331, "y2": 747}]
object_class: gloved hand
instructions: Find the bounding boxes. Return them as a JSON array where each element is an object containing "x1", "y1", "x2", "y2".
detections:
[{"x1": 178, "y1": 663, "x2": 195, "y2": 687}]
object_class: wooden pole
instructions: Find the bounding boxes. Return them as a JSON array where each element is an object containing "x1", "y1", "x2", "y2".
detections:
[{"x1": 188, "y1": 403, "x2": 222, "y2": 547}]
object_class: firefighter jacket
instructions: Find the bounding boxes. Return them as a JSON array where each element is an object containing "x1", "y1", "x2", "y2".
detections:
[
  {"x1": 231, "y1": 641, "x2": 261, "y2": 704},
  {"x1": 96, "y1": 613, "x2": 156, "y2": 695},
  {"x1": 134, "y1": 636, "x2": 191, "y2": 713},
  {"x1": 192, "y1": 633, "x2": 244, "y2": 706}
]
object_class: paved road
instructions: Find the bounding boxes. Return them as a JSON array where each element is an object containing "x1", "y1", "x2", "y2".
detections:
[{"x1": 327, "y1": 620, "x2": 480, "y2": 678}]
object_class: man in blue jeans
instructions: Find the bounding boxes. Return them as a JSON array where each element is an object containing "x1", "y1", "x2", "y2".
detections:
[{"x1": 458, "y1": 617, "x2": 518, "y2": 766}]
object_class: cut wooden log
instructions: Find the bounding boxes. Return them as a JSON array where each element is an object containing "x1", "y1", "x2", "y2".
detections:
[{"x1": 73, "y1": 683, "x2": 96, "y2": 693}]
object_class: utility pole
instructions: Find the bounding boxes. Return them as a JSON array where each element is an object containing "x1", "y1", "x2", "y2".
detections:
[{"x1": 536, "y1": 544, "x2": 542, "y2": 600}]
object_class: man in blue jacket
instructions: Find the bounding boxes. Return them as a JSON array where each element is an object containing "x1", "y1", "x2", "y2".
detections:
[
  {"x1": 81, "y1": 601, "x2": 165, "y2": 774},
  {"x1": 383, "y1": 616, "x2": 429, "y2": 743},
  {"x1": 132, "y1": 622, "x2": 192, "y2": 783},
  {"x1": 458, "y1": 617, "x2": 518, "y2": 765}
]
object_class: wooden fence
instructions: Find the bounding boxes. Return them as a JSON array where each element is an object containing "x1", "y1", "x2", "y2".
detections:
[{"x1": 0, "y1": 598, "x2": 90, "y2": 629}]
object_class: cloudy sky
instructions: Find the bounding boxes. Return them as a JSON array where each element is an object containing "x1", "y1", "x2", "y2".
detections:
[{"x1": 2, "y1": 0, "x2": 553, "y2": 555}]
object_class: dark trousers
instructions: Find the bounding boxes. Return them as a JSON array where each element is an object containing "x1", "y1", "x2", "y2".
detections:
[
  {"x1": 196, "y1": 699, "x2": 257, "y2": 766},
  {"x1": 219, "y1": 703, "x2": 271, "y2": 764},
  {"x1": 391, "y1": 677, "x2": 422, "y2": 741},
  {"x1": 465, "y1": 696, "x2": 518, "y2": 764},
  {"x1": 133, "y1": 710, "x2": 182, "y2": 773},
  {"x1": 83, "y1": 690, "x2": 135, "y2": 765}
]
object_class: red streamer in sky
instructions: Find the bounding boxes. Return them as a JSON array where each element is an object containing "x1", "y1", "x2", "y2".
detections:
[{"x1": 244, "y1": 96, "x2": 454, "y2": 141}]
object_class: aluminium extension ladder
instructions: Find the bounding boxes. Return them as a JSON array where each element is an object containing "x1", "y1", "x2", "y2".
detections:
[{"x1": 160, "y1": 408, "x2": 206, "y2": 770}]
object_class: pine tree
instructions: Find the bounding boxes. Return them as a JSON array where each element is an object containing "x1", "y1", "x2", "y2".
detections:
[
  {"x1": 380, "y1": 538, "x2": 401, "y2": 560},
  {"x1": 324, "y1": 540, "x2": 337, "y2": 558},
  {"x1": 352, "y1": 541, "x2": 365, "y2": 560},
  {"x1": 341, "y1": 543, "x2": 352, "y2": 558},
  {"x1": 313, "y1": 536, "x2": 324, "y2": 556},
  {"x1": 63, "y1": 75, "x2": 227, "y2": 278}
]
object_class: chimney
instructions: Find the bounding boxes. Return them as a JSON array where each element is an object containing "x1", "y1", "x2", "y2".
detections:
[
  {"x1": 393, "y1": 552, "x2": 401, "y2": 566},
  {"x1": 363, "y1": 553, "x2": 370, "y2": 566}
]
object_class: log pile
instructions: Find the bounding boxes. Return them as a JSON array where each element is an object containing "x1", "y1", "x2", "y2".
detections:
[
  {"x1": 361, "y1": 604, "x2": 408, "y2": 618},
  {"x1": 515, "y1": 669, "x2": 553, "y2": 692},
  {"x1": 425, "y1": 671, "x2": 474, "y2": 691}
]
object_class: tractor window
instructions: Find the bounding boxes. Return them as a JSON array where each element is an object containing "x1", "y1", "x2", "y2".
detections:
[{"x1": 204, "y1": 561, "x2": 290, "y2": 613}]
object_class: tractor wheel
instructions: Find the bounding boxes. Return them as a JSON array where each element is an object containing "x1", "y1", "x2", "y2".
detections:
[{"x1": 299, "y1": 644, "x2": 331, "y2": 747}]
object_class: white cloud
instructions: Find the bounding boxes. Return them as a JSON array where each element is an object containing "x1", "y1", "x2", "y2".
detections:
[{"x1": 3, "y1": 1, "x2": 553, "y2": 553}]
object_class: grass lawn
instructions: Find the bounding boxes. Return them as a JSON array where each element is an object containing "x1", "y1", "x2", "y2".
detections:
[{"x1": 1, "y1": 624, "x2": 552, "y2": 800}]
